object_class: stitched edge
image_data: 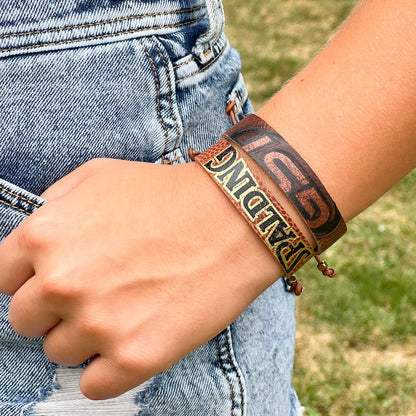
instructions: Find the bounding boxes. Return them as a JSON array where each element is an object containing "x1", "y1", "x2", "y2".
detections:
[
  {"x1": 224, "y1": 331, "x2": 245, "y2": 414},
  {"x1": 0, "y1": 6, "x2": 203, "y2": 40},
  {"x1": 150, "y1": 37, "x2": 181, "y2": 152},
  {"x1": 0, "y1": 185, "x2": 41, "y2": 208},
  {"x1": 216, "y1": 333, "x2": 237, "y2": 416},
  {"x1": 0, "y1": 199, "x2": 32, "y2": 216},
  {"x1": 0, "y1": 17, "x2": 203, "y2": 54},
  {"x1": 138, "y1": 38, "x2": 169, "y2": 153},
  {"x1": 172, "y1": 55, "x2": 194, "y2": 70}
]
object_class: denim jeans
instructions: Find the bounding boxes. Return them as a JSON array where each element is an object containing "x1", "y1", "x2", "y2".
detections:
[{"x1": 0, "y1": 1, "x2": 302, "y2": 414}]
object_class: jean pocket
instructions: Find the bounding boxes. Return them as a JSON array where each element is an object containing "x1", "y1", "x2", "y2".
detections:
[
  {"x1": 0, "y1": 33, "x2": 186, "y2": 195},
  {"x1": 0, "y1": 178, "x2": 45, "y2": 242}
]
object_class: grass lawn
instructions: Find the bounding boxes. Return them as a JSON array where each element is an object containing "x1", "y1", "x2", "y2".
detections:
[{"x1": 223, "y1": 1, "x2": 416, "y2": 414}]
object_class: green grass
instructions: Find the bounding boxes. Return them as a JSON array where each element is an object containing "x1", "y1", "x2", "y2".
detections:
[
  {"x1": 224, "y1": 0, "x2": 356, "y2": 109},
  {"x1": 223, "y1": 0, "x2": 416, "y2": 414},
  {"x1": 294, "y1": 171, "x2": 416, "y2": 415}
]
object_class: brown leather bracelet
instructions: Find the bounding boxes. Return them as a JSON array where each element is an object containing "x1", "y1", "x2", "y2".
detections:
[
  {"x1": 191, "y1": 137, "x2": 315, "y2": 283},
  {"x1": 225, "y1": 114, "x2": 347, "y2": 254}
]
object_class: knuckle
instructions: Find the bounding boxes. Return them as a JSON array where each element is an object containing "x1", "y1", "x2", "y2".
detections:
[
  {"x1": 79, "y1": 384, "x2": 100, "y2": 401},
  {"x1": 8, "y1": 298, "x2": 27, "y2": 336},
  {"x1": 78, "y1": 313, "x2": 107, "y2": 338},
  {"x1": 20, "y1": 214, "x2": 55, "y2": 250},
  {"x1": 43, "y1": 341, "x2": 76, "y2": 366},
  {"x1": 82, "y1": 158, "x2": 108, "y2": 173},
  {"x1": 39, "y1": 270, "x2": 86, "y2": 301},
  {"x1": 39, "y1": 276, "x2": 87, "y2": 309},
  {"x1": 8, "y1": 312, "x2": 23, "y2": 336},
  {"x1": 43, "y1": 344, "x2": 72, "y2": 366},
  {"x1": 112, "y1": 342, "x2": 158, "y2": 376},
  {"x1": 79, "y1": 375, "x2": 111, "y2": 401},
  {"x1": 42, "y1": 342, "x2": 61, "y2": 364},
  {"x1": 39, "y1": 273, "x2": 69, "y2": 299}
]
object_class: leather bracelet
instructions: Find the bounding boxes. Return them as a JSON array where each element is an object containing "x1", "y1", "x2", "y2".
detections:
[
  {"x1": 224, "y1": 113, "x2": 347, "y2": 254},
  {"x1": 190, "y1": 138, "x2": 315, "y2": 293}
]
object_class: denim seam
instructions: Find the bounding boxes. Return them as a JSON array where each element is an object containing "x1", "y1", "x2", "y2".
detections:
[
  {"x1": 172, "y1": 55, "x2": 194, "y2": 70},
  {"x1": 176, "y1": 38, "x2": 226, "y2": 82},
  {"x1": 0, "y1": 17, "x2": 203, "y2": 54},
  {"x1": 0, "y1": 199, "x2": 32, "y2": 216},
  {"x1": 216, "y1": 333, "x2": 237, "y2": 416},
  {"x1": 150, "y1": 37, "x2": 181, "y2": 152},
  {"x1": 0, "y1": 185, "x2": 41, "y2": 208},
  {"x1": 224, "y1": 331, "x2": 245, "y2": 414},
  {"x1": 138, "y1": 39, "x2": 169, "y2": 151},
  {"x1": 0, "y1": 6, "x2": 203, "y2": 40}
]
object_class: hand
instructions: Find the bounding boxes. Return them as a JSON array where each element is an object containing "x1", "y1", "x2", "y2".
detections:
[{"x1": 0, "y1": 159, "x2": 279, "y2": 399}]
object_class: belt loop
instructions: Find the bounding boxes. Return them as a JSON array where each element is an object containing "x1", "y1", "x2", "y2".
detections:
[{"x1": 192, "y1": 0, "x2": 225, "y2": 64}]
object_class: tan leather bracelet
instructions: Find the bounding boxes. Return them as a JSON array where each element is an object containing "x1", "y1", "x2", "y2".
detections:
[
  {"x1": 190, "y1": 138, "x2": 315, "y2": 292},
  {"x1": 225, "y1": 114, "x2": 347, "y2": 254}
]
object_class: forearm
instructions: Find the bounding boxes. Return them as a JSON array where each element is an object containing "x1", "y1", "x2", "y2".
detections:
[{"x1": 258, "y1": 0, "x2": 416, "y2": 222}]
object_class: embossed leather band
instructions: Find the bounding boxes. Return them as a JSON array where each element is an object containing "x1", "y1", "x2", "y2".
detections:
[
  {"x1": 193, "y1": 138, "x2": 315, "y2": 277},
  {"x1": 225, "y1": 114, "x2": 347, "y2": 253}
]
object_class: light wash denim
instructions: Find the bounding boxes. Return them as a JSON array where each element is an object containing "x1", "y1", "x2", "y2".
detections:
[{"x1": 0, "y1": 1, "x2": 303, "y2": 414}]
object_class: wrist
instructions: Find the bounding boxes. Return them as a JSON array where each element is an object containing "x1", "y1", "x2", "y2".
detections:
[
  {"x1": 185, "y1": 161, "x2": 284, "y2": 290},
  {"x1": 188, "y1": 143, "x2": 313, "y2": 295}
]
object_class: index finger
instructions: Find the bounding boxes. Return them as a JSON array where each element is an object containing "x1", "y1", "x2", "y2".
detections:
[{"x1": 0, "y1": 220, "x2": 36, "y2": 295}]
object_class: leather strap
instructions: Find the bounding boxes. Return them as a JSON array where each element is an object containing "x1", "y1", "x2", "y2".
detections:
[
  {"x1": 193, "y1": 138, "x2": 315, "y2": 277},
  {"x1": 225, "y1": 114, "x2": 346, "y2": 253}
]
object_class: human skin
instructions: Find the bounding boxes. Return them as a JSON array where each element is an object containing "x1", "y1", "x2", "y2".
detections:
[{"x1": 0, "y1": 0, "x2": 415, "y2": 400}]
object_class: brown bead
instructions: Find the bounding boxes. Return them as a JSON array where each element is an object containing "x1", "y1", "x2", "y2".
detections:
[
  {"x1": 290, "y1": 282, "x2": 304, "y2": 296},
  {"x1": 286, "y1": 275, "x2": 297, "y2": 285},
  {"x1": 317, "y1": 260, "x2": 328, "y2": 272}
]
